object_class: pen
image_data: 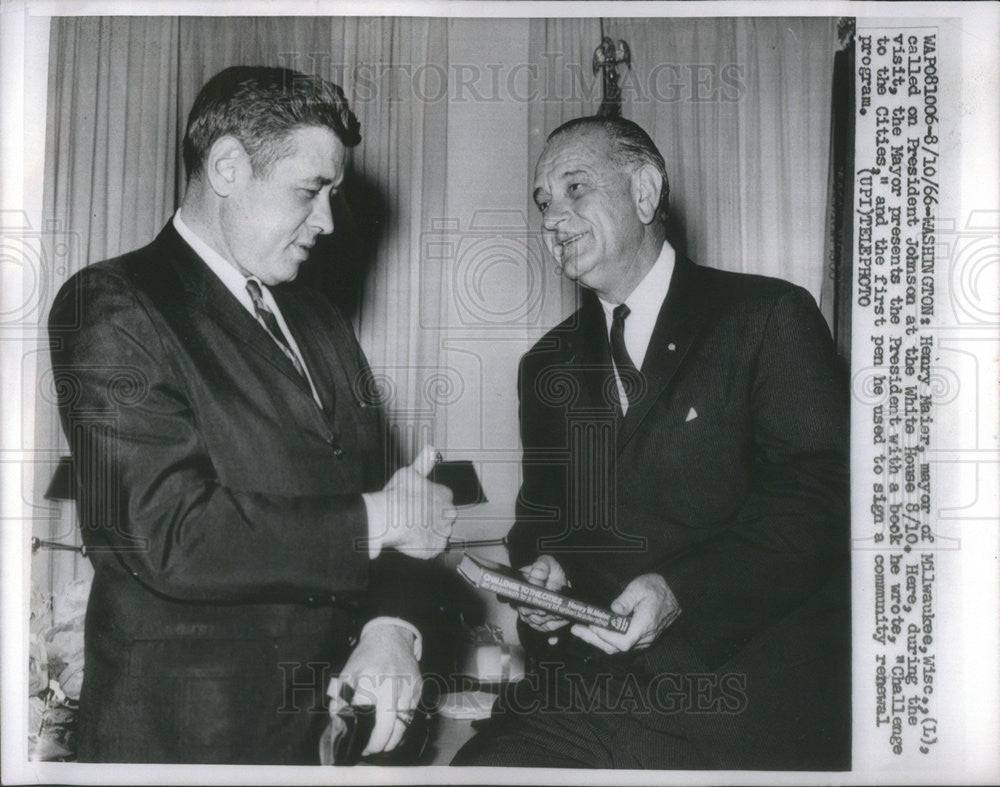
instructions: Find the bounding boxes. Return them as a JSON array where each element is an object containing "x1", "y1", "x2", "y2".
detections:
[{"x1": 444, "y1": 536, "x2": 508, "y2": 552}]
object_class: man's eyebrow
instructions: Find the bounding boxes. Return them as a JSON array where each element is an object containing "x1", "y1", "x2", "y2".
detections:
[
  {"x1": 299, "y1": 176, "x2": 335, "y2": 187},
  {"x1": 533, "y1": 168, "x2": 591, "y2": 200}
]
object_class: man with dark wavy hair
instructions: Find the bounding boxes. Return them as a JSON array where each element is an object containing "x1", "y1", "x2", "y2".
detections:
[
  {"x1": 454, "y1": 115, "x2": 850, "y2": 769},
  {"x1": 49, "y1": 66, "x2": 455, "y2": 763}
]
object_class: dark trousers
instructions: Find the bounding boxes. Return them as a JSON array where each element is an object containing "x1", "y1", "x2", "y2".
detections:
[
  {"x1": 453, "y1": 637, "x2": 850, "y2": 770},
  {"x1": 452, "y1": 653, "x2": 720, "y2": 769}
]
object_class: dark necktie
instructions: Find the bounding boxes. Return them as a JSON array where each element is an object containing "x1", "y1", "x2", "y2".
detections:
[
  {"x1": 610, "y1": 303, "x2": 639, "y2": 413},
  {"x1": 245, "y1": 278, "x2": 307, "y2": 382}
]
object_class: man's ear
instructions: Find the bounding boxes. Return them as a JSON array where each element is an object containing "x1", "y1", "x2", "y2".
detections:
[
  {"x1": 204, "y1": 136, "x2": 249, "y2": 197},
  {"x1": 632, "y1": 164, "x2": 664, "y2": 225}
]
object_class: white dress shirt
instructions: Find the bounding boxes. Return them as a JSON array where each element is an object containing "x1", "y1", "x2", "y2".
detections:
[{"x1": 598, "y1": 241, "x2": 676, "y2": 412}]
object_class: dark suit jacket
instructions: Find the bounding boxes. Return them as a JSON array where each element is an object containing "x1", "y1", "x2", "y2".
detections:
[
  {"x1": 507, "y1": 256, "x2": 851, "y2": 769},
  {"x1": 48, "y1": 222, "x2": 429, "y2": 763}
]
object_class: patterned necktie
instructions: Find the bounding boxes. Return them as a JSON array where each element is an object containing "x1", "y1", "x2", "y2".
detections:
[
  {"x1": 245, "y1": 278, "x2": 307, "y2": 381},
  {"x1": 610, "y1": 303, "x2": 639, "y2": 414}
]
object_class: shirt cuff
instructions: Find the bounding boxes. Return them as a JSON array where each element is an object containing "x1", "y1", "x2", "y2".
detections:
[
  {"x1": 359, "y1": 617, "x2": 423, "y2": 662},
  {"x1": 361, "y1": 492, "x2": 384, "y2": 559}
]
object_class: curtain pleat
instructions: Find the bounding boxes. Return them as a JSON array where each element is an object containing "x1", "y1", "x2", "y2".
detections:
[
  {"x1": 526, "y1": 18, "x2": 603, "y2": 329},
  {"x1": 336, "y1": 17, "x2": 450, "y2": 458},
  {"x1": 821, "y1": 39, "x2": 856, "y2": 362}
]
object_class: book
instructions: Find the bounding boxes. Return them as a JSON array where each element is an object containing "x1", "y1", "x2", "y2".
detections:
[
  {"x1": 428, "y1": 460, "x2": 487, "y2": 506},
  {"x1": 456, "y1": 553, "x2": 631, "y2": 633}
]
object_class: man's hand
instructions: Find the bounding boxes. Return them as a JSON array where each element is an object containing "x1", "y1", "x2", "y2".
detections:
[
  {"x1": 515, "y1": 555, "x2": 571, "y2": 633},
  {"x1": 365, "y1": 446, "x2": 456, "y2": 559},
  {"x1": 328, "y1": 623, "x2": 421, "y2": 756},
  {"x1": 570, "y1": 573, "x2": 681, "y2": 655}
]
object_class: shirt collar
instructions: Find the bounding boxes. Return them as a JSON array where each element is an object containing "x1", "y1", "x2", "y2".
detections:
[
  {"x1": 598, "y1": 241, "x2": 676, "y2": 324},
  {"x1": 597, "y1": 241, "x2": 676, "y2": 371},
  {"x1": 173, "y1": 208, "x2": 256, "y2": 312}
]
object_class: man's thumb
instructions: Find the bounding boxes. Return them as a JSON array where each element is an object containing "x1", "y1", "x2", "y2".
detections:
[
  {"x1": 610, "y1": 586, "x2": 639, "y2": 615},
  {"x1": 410, "y1": 445, "x2": 440, "y2": 477}
]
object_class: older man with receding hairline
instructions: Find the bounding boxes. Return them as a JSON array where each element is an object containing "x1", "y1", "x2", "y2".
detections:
[{"x1": 454, "y1": 116, "x2": 850, "y2": 770}]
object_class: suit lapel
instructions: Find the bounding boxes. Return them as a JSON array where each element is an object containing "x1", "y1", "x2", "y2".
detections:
[
  {"x1": 156, "y1": 224, "x2": 314, "y2": 399},
  {"x1": 617, "y1": 256, "x2": 716, "y2": 453}
]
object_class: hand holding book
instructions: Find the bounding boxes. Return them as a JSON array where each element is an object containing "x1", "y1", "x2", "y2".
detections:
[
  {"x1": 517, "y1": 555, "x2": 572, "y2": 633},
  {"x1": 456, "y1": 552, "x2": 631, "y2": 633},
  {"x1": 456, "y1": 554, "x2": 682, "y2": 652},
  {"x1": 569, "y1": 573, "x2": 681, "y2": 655}
]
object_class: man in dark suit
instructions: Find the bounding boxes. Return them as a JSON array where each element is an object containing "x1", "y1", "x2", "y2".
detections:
[
  {"x1": 453, "y1": 116, "x2": 850, "y2": 769},
  {"x1": 48, "y1": 66, "x2": 456, "y2": 763}
]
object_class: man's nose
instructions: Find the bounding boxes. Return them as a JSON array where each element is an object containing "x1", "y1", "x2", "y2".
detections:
[
  {"x1": 541, "y1": 201, "x2": 569, "y2": 232},
  {"x1": 311, "y1": 195, "x2": 335, "y2": 235}
]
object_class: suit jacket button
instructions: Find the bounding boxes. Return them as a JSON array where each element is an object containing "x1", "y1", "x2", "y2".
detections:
[
  {"x1": 332, "y1": 444, "x2": 344, "y2": 458},
  {"x1": 329, "y1": 594, "x2": 337, "y2": 603}
]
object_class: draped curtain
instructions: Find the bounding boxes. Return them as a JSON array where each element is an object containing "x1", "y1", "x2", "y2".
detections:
[{"x1": 820, "y1": 28, "x2": 856, "y2": 361}]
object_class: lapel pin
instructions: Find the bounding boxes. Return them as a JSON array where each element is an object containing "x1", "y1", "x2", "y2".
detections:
[{"x1": 668, "y1": 342, "x2": 676, "y2": 352}]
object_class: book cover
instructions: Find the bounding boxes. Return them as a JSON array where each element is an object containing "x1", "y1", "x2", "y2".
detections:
[{"x1": 456, "y1": 553, "x2": 631, "y2": 633}]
